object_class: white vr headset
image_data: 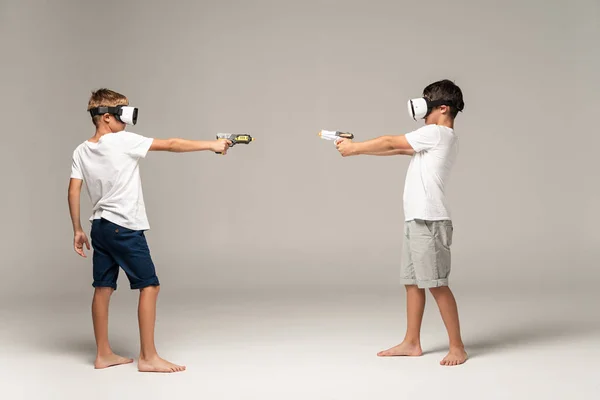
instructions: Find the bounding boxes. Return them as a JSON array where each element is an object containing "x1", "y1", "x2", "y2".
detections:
[
  {"x1": 89, "y1": 105, "x2": 138, "y2": 125},
  {"x1": 407, "y1": 97, "x2": 462, "y2": 121}
]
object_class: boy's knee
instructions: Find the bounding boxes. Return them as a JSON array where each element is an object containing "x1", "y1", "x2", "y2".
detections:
[
  {"x1": 94, "y1": 287, "x2": 114, "y2": 295},
  {"x1": 429, "y1": 286, "x2": 450, "y2": 296},
  {"x1": 140, "y1": 284, "x2": 160, "y2": 294}
]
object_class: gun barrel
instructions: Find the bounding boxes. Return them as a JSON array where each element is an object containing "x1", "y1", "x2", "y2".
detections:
[
  {"x1": 319, "y1": 130, "x2": 354, "y2": 141},
  {"x1": 216, "y1": 133, "x2": 253, "y2": 143}
]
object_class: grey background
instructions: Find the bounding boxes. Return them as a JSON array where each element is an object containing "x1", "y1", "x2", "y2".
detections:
[
  {"x1": 0, "y1": 1, "x2": 599, "y2": 399},
  {"x1": 1, "y1": 0, "x2": 597, "y2": 296}
]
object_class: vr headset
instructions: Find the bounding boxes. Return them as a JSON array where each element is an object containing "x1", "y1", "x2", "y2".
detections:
[
  {"x1": 89, "y1": 105, "x2": 138, "y2": 125},
  {"x1": 407, "y1": 97, "x2": 463, "y2": 121}
]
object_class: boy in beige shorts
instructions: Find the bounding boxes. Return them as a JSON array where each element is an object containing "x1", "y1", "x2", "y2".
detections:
[{"x1": 335, "y1": 79, "x2": 467, "y2": 366}]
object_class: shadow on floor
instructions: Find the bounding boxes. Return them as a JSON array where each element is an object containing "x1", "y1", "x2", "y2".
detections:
[
  {"x1": 44, "y1": 337, "x2": 135, "y2": 364},
  {"x1": 424, "y1": 321, "x2": 600, "y2": 358}
]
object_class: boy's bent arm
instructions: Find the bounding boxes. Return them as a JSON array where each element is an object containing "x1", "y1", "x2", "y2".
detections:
[{"x1": 149, "y1": 138, "x2": 229, "y2": 153}]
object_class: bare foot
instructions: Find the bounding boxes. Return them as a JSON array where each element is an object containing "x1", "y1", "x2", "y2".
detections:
[
  {"x1": 94, "y1": 353, "x2": 134, "y2": 369},
  {"x1": 440, "y1": 347, "x2": 468, "y2": 366},
  {"x1": 377, "y1": 341, "x2": 423, "y2": 357},
  {"x1": 138, "y1": 356, "x2": 186, "y2": 373}
]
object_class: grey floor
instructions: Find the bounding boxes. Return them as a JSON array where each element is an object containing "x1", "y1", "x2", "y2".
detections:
[{"x1": 1, "y1": 285, "x2": 599, "y2": 400}]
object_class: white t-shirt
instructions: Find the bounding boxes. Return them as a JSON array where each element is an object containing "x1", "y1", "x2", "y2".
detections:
[
  {"x1": 404, "y1": 124, "x2": 458, "y2": 222},
  {"x1": 70, "y1": 131, "x2": 154, "y2": 231}
]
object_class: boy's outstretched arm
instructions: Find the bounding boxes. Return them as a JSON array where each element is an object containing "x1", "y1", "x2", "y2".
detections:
[
  {"x1": 336, "y1": 135, "x2": 414, "y2": 157},
  {"x1": 362, "y1": 149, "x2": 415, "y2": 156},
  {"x1": 68, "y1": 178, "x2": 90, "y2": 258},
  {"x1": 149, "y1": 138, "x2": 232, "y2": 154}
]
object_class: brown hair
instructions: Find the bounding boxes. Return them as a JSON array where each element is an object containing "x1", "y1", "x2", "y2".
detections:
[
  {"x1": 423, "y1": 80, "x2": 464, "y2": 119},
  {"x1": 87, "y1": 88, "x2": 129, "y2": 126}
]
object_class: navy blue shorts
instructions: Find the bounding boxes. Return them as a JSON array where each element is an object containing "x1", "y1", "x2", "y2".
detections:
[{"x1": 90, "y1": 218, "x2": 160, "y2": 290}]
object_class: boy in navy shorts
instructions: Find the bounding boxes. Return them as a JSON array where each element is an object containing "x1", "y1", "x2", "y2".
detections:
[{"x1": 68, "y1": 89, "x2": 231, "y2": 372}]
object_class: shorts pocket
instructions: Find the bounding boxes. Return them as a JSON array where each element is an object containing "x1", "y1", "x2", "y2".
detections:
[
  {"x1": 417, "y1": 220, "x2": 435, "y2": 236},
  {"x1": 437, "y1": 222, "x2": 452, "y2": 248}
]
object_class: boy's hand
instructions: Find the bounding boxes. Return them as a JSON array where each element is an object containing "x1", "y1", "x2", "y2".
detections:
[
  {"x1": 212, "y1": 139, "x2": 232, "y2": 154},
  {"x1": 74, "y1": 230, "x2": 90, "y2": 258},
  {"x1": 336, "y1": 138, "x2": 357, "y2": 157}
]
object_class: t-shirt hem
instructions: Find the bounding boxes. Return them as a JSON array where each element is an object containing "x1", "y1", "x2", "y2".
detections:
[
  {"x1": 404, "y1": 133, "x2": 421, "y2": 152},
  {"x1": 89, "y1": 211, "x2": 150, "y2": 231},
  {"x1": 138, "y1": 137, "x2": 154, "y2": 159},
  {"x1": 405, "y1": 216, "x2": 452, "y2": 222}
]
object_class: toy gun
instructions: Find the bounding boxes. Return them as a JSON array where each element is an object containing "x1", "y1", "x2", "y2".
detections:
[
  {"x1": 215, "y1": 133, "x2": 254, "y2": 154},
  {"x1": 318, "y1": 130, "x2": 354, "y2": 144}
]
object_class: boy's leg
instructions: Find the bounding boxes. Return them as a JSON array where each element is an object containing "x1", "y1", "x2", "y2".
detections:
[
  {"x1": 106, "y1": 224, "x2": 185, "y2": 373},
  {"x1": 90, "y1": 219, "x2": 133, "y2": 369},
  {"x1": 414, "y1": 220, "x2": 466, "y2": 366},
  {"x1": 137, "y1": 285, "x2": 186, "y2": 373},
  {"x1": 429, "y1": 286, "x2": 467, "y2": 366},
  {"x1": 379, "y1": 221, "x2": 425, "y2": 357},
  {"x1": 92, "y1": 287, "x2": 134, "y2": 369},
  {"x1": 378, "y1": 284, "x2": 425, "y2": 356}
]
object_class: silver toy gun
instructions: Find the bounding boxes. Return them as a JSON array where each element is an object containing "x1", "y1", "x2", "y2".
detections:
[
  {"x1": 318, "y1": 130, "x2": 354, "y2": 144},
  {"x1": 215, "y1": 133, "x2": 255, "y2": 154}
]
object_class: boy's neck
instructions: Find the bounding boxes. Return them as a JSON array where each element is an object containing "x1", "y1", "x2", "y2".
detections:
[
  {"x1": 90, "y1": 126, "x2": 116, "y2": 142},
  {"x1": 427, "y1": 118, "x2": 454, "y2": 129}
]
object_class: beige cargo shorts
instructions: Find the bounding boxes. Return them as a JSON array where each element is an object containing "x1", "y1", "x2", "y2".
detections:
[{"x1": 400, "y1": 219, "x2": 453, "y2": 288}]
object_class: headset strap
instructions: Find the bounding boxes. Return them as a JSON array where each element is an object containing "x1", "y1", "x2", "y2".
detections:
[{"x1": 89, "y1": 106, "x2": 122, "y2": 117}]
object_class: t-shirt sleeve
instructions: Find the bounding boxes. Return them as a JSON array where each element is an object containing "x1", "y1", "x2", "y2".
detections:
[
  {"x1": 121, "y1": 131, "x2": 154, "y2": 159},
  {"x1": 70, "y1": 150, "x2": 83, "y2": 180},
  {"x1": 405, "y1": 125, "x2": 440, "y2": 153}
]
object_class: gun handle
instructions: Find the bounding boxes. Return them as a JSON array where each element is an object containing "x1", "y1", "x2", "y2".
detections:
[{"x1": 215, "y1": 139, "x2": 235, "y2": 154}]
